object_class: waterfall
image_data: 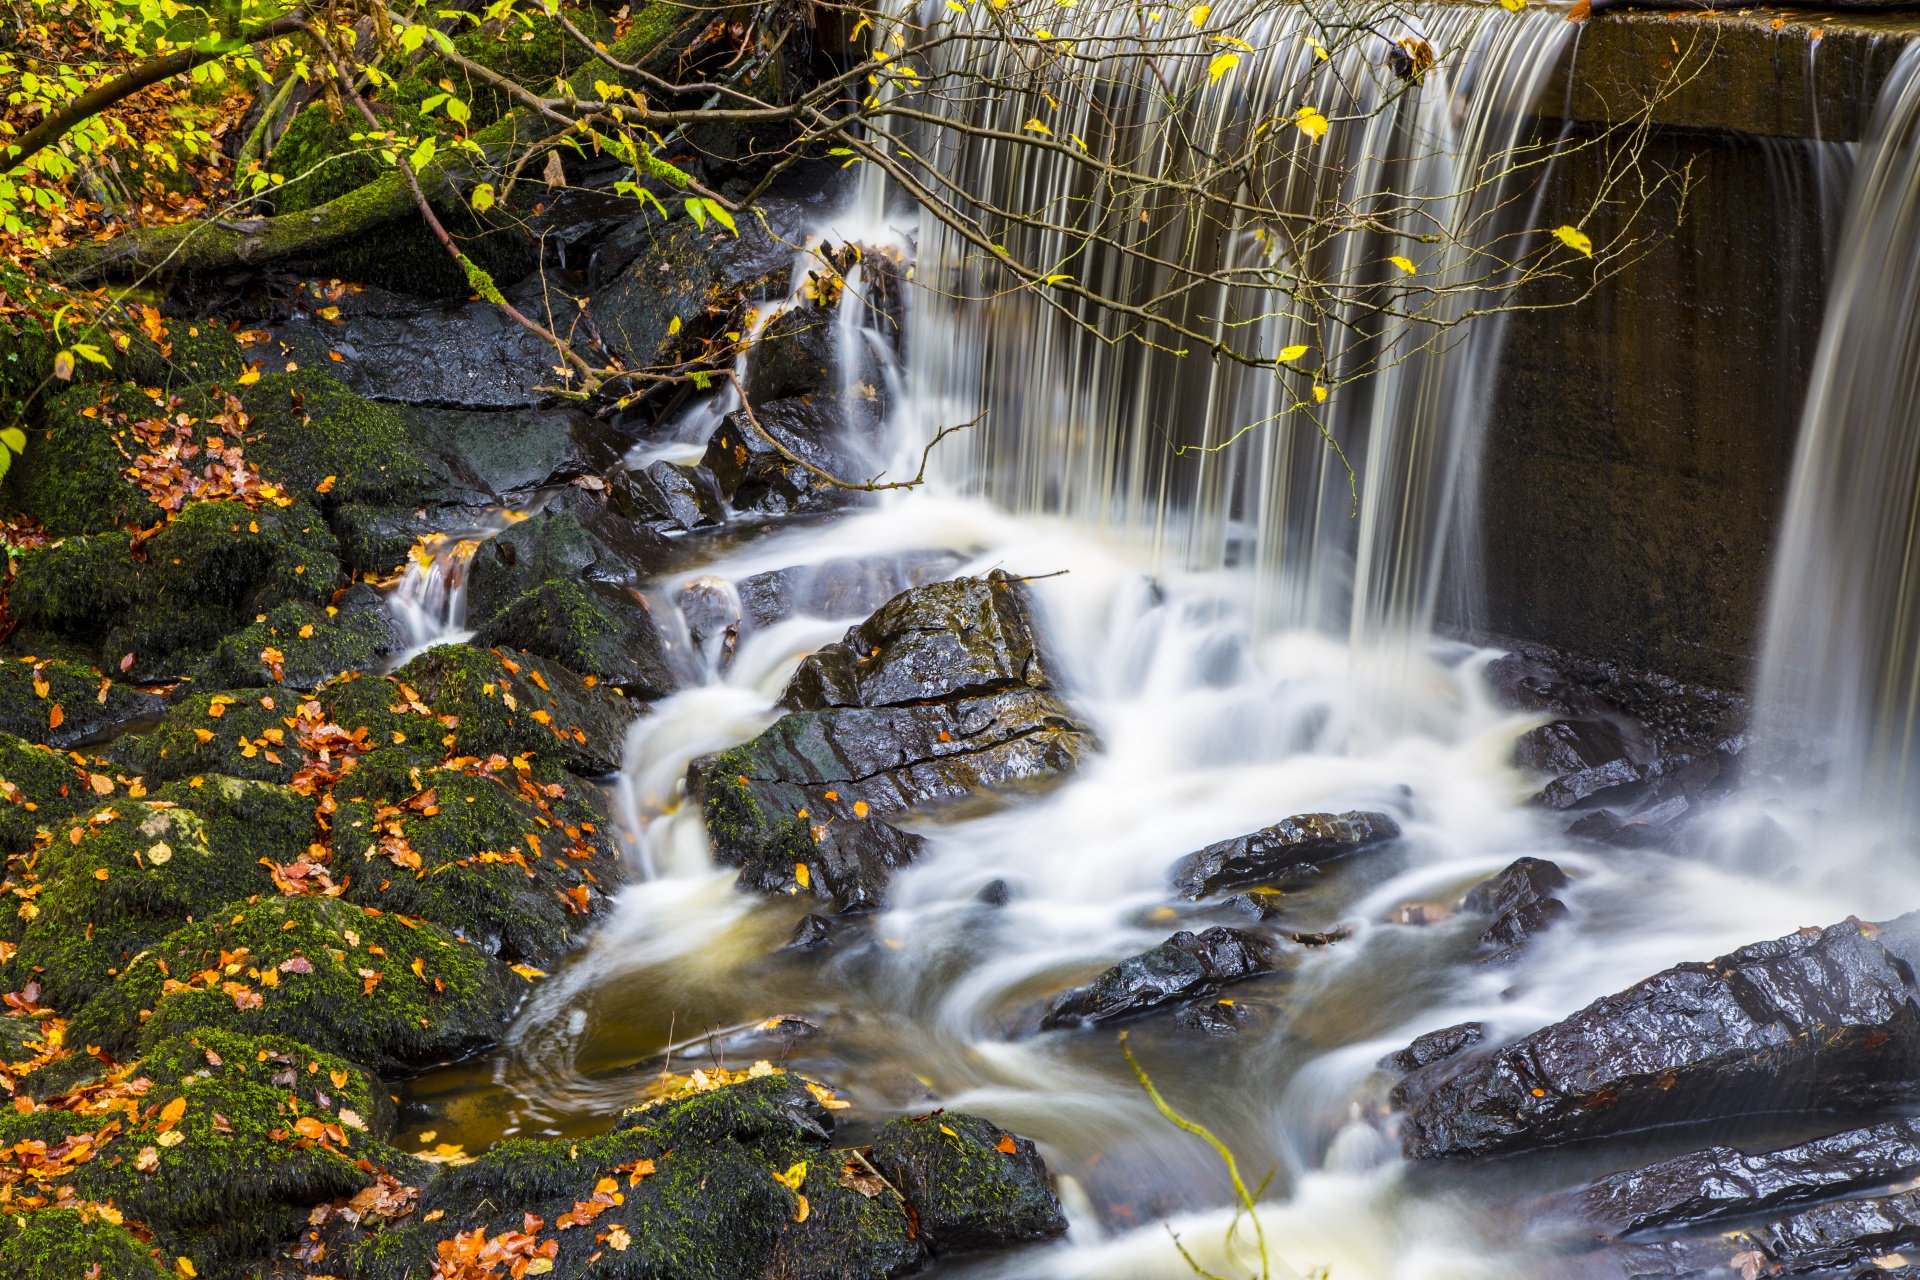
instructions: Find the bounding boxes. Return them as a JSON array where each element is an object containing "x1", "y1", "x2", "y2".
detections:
[
  {"x1": 1753, "y1": 44, "x2": 1920, "y2": 825},
  {"x1": 385, "y1": 510, "x2": 529, "y2": 661},
  {"x1": 877, "y1": 1, "x2": 1572, "y2": 648}
]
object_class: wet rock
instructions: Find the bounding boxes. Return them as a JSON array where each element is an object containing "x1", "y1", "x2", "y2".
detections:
[
  {"x1": 748, "y1": 303, "x2": 841, "y2": 403},
  {"x1": 1586, "y1": 1187, "x2": 1920, "y2": 1279},
  {"x1": 195, "y1": 587, "x2": 404, "y2": 690},
  {"x1": 1516, "y1": 717, "x2": 1635, "y2": 776},
  {"x1": 787, "y1": 913, "x2": 834, "y2": 949},
  {"x1": 977, "y1": 879, "x2": 1012, "y2": 906},
  {"x1": 676, "y1": 575, "x2": 740, "y2": 675},
  {"x1": 464, "y1": 504, "x2": 677, "y2": 696},
  {"x1": 0, "y1": 651, "x2": 163, "y2": 748},
  {"x1": 1378, "y1": 1021, "x2": 1486, "y2": 1073},
  {"x1": 610, "y1": 459, "x2": 726, "y2": 531},
  {"x1": 1170, "y1": 810, "x2": 1401, "y2": 899},
  {"x1": 235, "y1": 370, "x2": 441, "y2": 509},
  {"x1": 79, "y1": 892, "x2": 518, "y2": 1070},
  {"x1": 357, "y1": 1072, "x2": 928, "y2": 1280},
  {"x1": 327, "y1": 502, "x2": 459, "y2": 576},
  {"x1": 1042, "y1": 927, "x2": 1275, "y2": 1028},
  {"x1": 702, "y1": 396, "x2": 864, "y2": 516},
  {"x1": 1175, "y1": 999, "x2": 1246, "y2": 1037},
  {"x1": 736, "y1": 552, "x2": 966, "y2": 630},
  {"x1": 1541, "y1": 757, "x2": 1645, "y2": 811},
  {"x1": 870, "y1": 1110, "x2": 1069, "y2": 1255},
  {"x1": 406, "y1": 403, "x2": 628, "y2": 500},
  {"x1": 263, "y1": 286, "x2": 566, "y2": 409},
  {"x1": 107, "y1": 689, "x2": 301, "y2": 785},
  {"x1": 697, "y1": 573, "x2": 1094, "y2": 911},
  {"x1": 1563, "y1": 1116, "x2": 1920, "y2": 1238},
  {"x1": 1389, "y1": 914, "x2": 1920, "y2": 1160},
  {"x1": 1462, "y1": 857, "x2": 1570, "y2": 962},
  {"x1": 1222, "y1": 890, "x2": 1288, "y2": 922},
  {"x1": 0, "y1": 732, "x2": 95, "y2": 855}
]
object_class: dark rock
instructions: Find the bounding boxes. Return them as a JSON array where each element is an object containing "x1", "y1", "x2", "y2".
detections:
[
  {"x1": 236, "y1": 370, "x2": 441, "y2": 509},
  {"x1": 1564, "y1": 1116, "x2": 1920, "y2": 1238},
  {"x1": 698, "y1": 573, "x2": 1094, "y2": 910},
  {"x1": 465, "y1": 503, "x2": 677, "y2": 696},
  {"x1": 1175, "y1": 1000, "x2": 1246, "y2": 1037},
  {"x1": 194, "y1": 586, "x2": 404, "y2": 690},
  {"x1": 1586, "y1": 1187, "x2": 1920, "y2": 1278},
  {"x1": 1390, "y1": 914, "x2": 1920, "y2": 1160},
  {"x1": 787, "y1": 914, "x2": 834, "y2": 949},
  {"x1": 610, "y1": 459, "x2": 726, "y2": 531},
  {"x1": 328, "y1": 502, "x2": 456, "y2": 576},
  {"x1": 106, "y1": 689, "x2": 301, "y2": 785},
  {"x1": 1516, "y1": 718, "x2": 1635, "y2": 776},
  {"x1": 701, "y1": 396, "x2": 865, "y2": 516},
  {"x1": 1170, "y1": 810, "x2": 1401, "y2": 899},
  {"x1": 1042, "y1": 927, "x2": 1274, "y2": 1028},
  {"x1": 977, "y1": 879, "x2": 1012, "y2": 906},
  {"x1": 1378, "y1": 1021, "x2": 1486, "y2": 1073},
  {"x1": 0, "y1": 652, "x2": 162, "y2": 749},
  {"x1": 1541, "y1": 757, "x2": 1646, "y2": 811},
  {"x1": 747, "y1": 303, "x2": 841, "y2": 404},
  {"x1": 1485, "y1": 651, "x2": 1610, "y2": 720},
  {"x1": 262, "y1": 286, "x2": 567, "y2": 409},
  {"x1": 406, "y1": 404, "x2": 628, "y2": 500},
  {"x1": 869, "y1": 1110, "x2": 1069, "y2": 1255},
  {"x1": 1221, "y1": 891, "x2": 1287, "y2": 922},
  {"x1": 676, "y1": 575, "x2": 740, "y2": 675},
  {"x1": 735, "y1": 552, "x2": 966, "y2": 630},
  {"x1": 1462, "y1": 857, "x2": 1571, "y2": 962}
]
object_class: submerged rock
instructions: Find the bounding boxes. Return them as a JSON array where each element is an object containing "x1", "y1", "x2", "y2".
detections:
[
  {"x1": 1461, "y1": 857, "x2": 1569, "y2": 962},
  {"x1": 1586, "y1": 1187, "x2": 1920, "y2": 1278},
  {"x1": 697, "y1": 572, "x2": 1095, "y2": 911},
  {"x1": 1389, "y1": 914, "x2": 1920, "y2": 1160},
  {"x1": 1562, "y1": 1116, "x2": 1920, "y2": 1238},
  {"x1": 1042, "y1": 927, "x2": 1275, "y2": 1028},
  {"x1": 1170, "y1": 810, "x2": 1401, "y2": 899}
]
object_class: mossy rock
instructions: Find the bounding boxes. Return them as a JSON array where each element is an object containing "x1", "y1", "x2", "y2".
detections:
[
  {"x1": 6, "y1": 382, "x2": 171, "y2": 537},
  {"x1": 0, "y1": 653, "x2": 163, "y2": 749},
  {"x1": 9, "y1": 531, "x2": 140, "y2": 638},
  {"x1": 11, "y1": 785, "x2": 304, "y2": 1012},
  {"x1": 357, "y1": 1072, "x2": 921, "y2": 1280},
  {"x1": 335, "y1": 759, "x2": 618, "y2": 964},
  {"x1": 383, "y1": 644, "x2": 638, "y2": 776},
  {"x1": 0, "y1": 1029, "x2": 415, "y2": 1280},
  {"x1": 0, "y1": 731, "x2": 91, "y2": 855},
  {"x1": 107, "y1": 690, "x2": 304, "y2": 785},
  {"x1": 100, "y1": 498, "x2": 342, "y2": 681},
  {"x1": 869, "y1": 1112, "x2": 1068, "y2": 1255},
  {"x1": 89, "y1": 892, "x2": 517, "y2": 1071},
  {"x1": 235, "y1": 370, "x2": 438, "y2": 508},
  {"x1": 0, "y1": 1208, "x2": 174, "y2": 1280},
  {"x1": 194, "y1": 586, "x2": 404, "y2": 691}
]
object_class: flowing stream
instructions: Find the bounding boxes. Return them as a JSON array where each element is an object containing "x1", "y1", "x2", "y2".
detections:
[{"x1": 392, "y1": 9, "x2": 1920, "y2": 1278}]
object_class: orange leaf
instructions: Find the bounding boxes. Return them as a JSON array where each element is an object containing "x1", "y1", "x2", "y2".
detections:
[
  {"x1": 995, "y1": 1135, "x2": 1018, "y2": 1154},
  {"x1": 156, "y1": 1095, "x2": 187, "y2": 1133},
  {"x1": 48, "y1": 705, "x2": 63, "y2": 729}
]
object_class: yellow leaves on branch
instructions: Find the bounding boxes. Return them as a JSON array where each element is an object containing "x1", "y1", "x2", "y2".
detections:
[
  {"x1": 1187, "y1": 3, "x2": 1210, "y2": 24},
  {"x1": 1023, "y1": 117, "x2": 1052, "y2": 136},
  {"x1": 1388, "y1": 255, "x2": 1417, "y2": 276},
  {"x1": 1279, "y1": 344, "x2": 1309, "y2": 362},
  {"x1": 1208, "y1": 52, "x2": 1239, "y2": 84},
  {"x1": 1553, "y1": 224, "x2": 1594, "y2": 257},
  {"x1": 1293, "y1": 106, "x2": 1329, "y2": 143}
]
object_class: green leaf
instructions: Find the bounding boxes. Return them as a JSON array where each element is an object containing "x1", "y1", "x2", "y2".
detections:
[
  {"x1": 409, "y1": 137, "x2": 437, "y2": 173},
  {"x1": 470, "y1": 182, "x2": 495, "y2": 212},
  {"x1": 420, "y1": 93, "x2": 450, "y2": 113},
  {"x1": 71, "y1": 343, "x2": 111, "y2": 367},
  {"x1": 700, "y1": 198, "x2": 736, "y2": 234},
  {"x1": 0, "y1": 426, "x2": 26, "y2": 454},
  {"x1": 444, "y1": 98, "x2": 471, "y2": 125},
  {"x1": 684, "y1": 197, "x2": 707, "y2": 230}
]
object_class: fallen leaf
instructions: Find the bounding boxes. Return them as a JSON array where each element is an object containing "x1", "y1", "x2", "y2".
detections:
[
  {"x1": 48, "y1": 704, "x2": 63, "y2": 729},
  {"x1": 996, "y1": 1135, "x2": 1018, "y2": 1154},
  {"x1": 607, "y1": 1224, "x2": 631, "y2": 1251},
  {"x1": 156, "y1": 1095, "x2": 187, "y2": 1132}
]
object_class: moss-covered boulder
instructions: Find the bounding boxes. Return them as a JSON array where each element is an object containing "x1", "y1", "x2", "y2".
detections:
[
  {"x1": 869, "y1": 1112, "x2": 1068, "y2": 1255},
  {"x1": 335, "y1": 758, "x2": 618, "y2": 964},
  {"x1": 87, "y1": 893, "x2": 518, "y2": 1070},
  {"x1": 6, "y1": 382, "x2": 172, "y2": 537},
  {"x1": 195, "y1": 586, "x2": 404, "y2": 691},
  {"x1": 11, "y1": 783, "x2": 312, "y2": 1011},
  {"x1": 0, "y1": 731, "x2": 90, "y2": 854},
  {"x1": 235, "y1": 370, "x2": 438, "y2": 508},
  {"x1": 9, "y1": 531, "x2": 140, "y2": 635},
  {"x1": 107, "y1": 690, "x2": 303, "y2": 785},
  {"x1": 465, "y1": 507, "x2": 677, "y2": 697},
  {"x1": 0, "y1": 653, "x2": 163, "y2": 748},
  {"x1": 0, "y1": 1029, "x2": 416, "y2": 1280},
  {"x1": 99, "y1": 498, "x2": 342, "y2": 681},
  {"x1": 0, "y1": 1209, "x2": 174, "y2": 1280},
  {"x1": 356, "y1": 1072, "x2": 923, "y2": 1280}
]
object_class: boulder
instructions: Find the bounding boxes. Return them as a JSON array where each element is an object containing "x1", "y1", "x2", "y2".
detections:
[
  {"x1": 1170, "y1": 810, "x2": 1401, "y2": 899},
  {"x1": 1563, "y1": 1116, "x2": 1920, "y2": 1238},
  {"x1": 194, "y1": 586, "x2": 405, "y2": 691},
  {"x1": 1042, "y1": 927, "x2": 1275, "y2": 1028},
  {"x1": 107, "y1": 690, "x2": 303, "y2": 785},
  {"x1": 1389, "y1": 914, "x2": 1920, "y2": 1160},
  {"x1": 1378, "y1": 1021, "x2": 1485, "y2": 1074},
  {"x1": 0, "y1": 652, "x2": 163, "y2": 748},
  {"x1": 610, "y1": 459, "x2": 726, "y2": 532},
  {"x1": 406, "y1": 404, "x2": 628, "y2": 500},
  {"x1": 0, "y1": 732, "x2": 93, "y2": 855},
  {"x1": 746, "y1": 303, "x2": 841, "y2": 404},
  {"x1": 234, "y1": 370, "x2": 440, "y2": 509},
  {"x1": 701, "y1": 397, "x2": 865, "y2": 516},
  {"x1": 697, "y1": 573, "x2": 1095, "y2": 911},
  {"x1": 735, "y1": 552, "x2": 966, "y2": 631},
  {"x1": 1461, "y1": 857, "x2": 1569, "y2": 962},
  {"x1": 869, "y1": 1110, "x2": 1068, "y2": 1255},
  {"x1": 1585, "y1": 1188, "x2": 1920, "y2": 1278}
]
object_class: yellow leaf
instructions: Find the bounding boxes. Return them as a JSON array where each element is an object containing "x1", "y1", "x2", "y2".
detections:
[
  {"x1": 470, "y1": 182, "x2": 495, "y2": 212},
  {"x1": 1388, "y1": 255, "x2": 1417, "y2": 276},
  {"x1": 1023, "y1": 118, "x2": 1051, "y2": 136},
  {"x1": 795, "y1": 862, "x2": 811, "y2": 889},
  {"x1": 1187, "y1": 3, "x2": 1209, "y2": 24},
  {"x1": 177, "y1": 1259, "x2": 197, "y2": 1278},
  {"x1": 1501, "y1": 0, "x2": 1526, "y2": 10},
  {"x1": 237, "y1": 363, "x2": 262, "y2": 385},
  {"x1": 157, "y1": 1095, "x2": 187, "y2": 1132},
  {"x1": 193, "y1": 728, "x2": 214, "y2": 743},
  {"x1": 52, "y1": 350, "x2": 75, "y2": 381},
  {"x1": 1553, "y1": 225, "x2": 1594, "y2": 257},
  {"x1": 1312, "y1": 384, "x2": 1329, "y2": 403},
  {"x1": 509, "y1": 964, "x2": 547, "y2": 981},
  {"x1": 940, "y1": 1124, "x2": 958, "y2": 1137},
  {"x1": 1207, "y1": 52, "x2": 1239, "y2": 83},
  {"x1": 526, "y1": 1262, "x2": 553, "y2": 1276},
  {"x1": 1293, "y1": 106, "x2": 1329, "y2": 143},
  {"x1": 667, "y1": 315, "x2": 682, "y2": 336},
  {"x1": 1279, "y1": 344, "x2": 1308, "y2": 362}
]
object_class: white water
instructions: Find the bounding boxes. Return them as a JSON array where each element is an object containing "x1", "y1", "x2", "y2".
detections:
[
  {"x1": 447, "y1": 9, "x2": 1920, "y2": 1279},
  {"x1": 384, "y1": 509, "x2": 530, "y2": 662}
]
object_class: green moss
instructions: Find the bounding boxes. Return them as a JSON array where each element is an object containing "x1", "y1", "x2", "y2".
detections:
[
  {"x1": 9, "y1": 532, "x2": 140, "y2": 638},
  {"x1": 868, "y1": 1112, "x2": 1067, "y2": 1254},
  {"x1": 0, "y1": 731, "x2": 89, "y2": 855},
  {"x1": 236, "y1": 370, "x2": 436, "y2": 508},
  {"x1": 91, "y1": 892, "x2": 517, "y2": 1071},
  {"x1": 382, "y1": 644, "x2": 637, "y2": 776},
  {"x1": 699, "y1": 744, "x2": 814, "y2": 875},
  {"x1": 469, "y1": 577, "x2": 668, "y2": 694},
  {"x1": 0, "y1": 653, "x2": 160, "y2": 748},
  {"x1": 335, "y1": 759, "x2": 616, "y2": 964},
  {"x1": 107, "y1": 691, "x2": 302, "y2": 785},
  {"x1": 5, "y1": 382, "x2": 171, "y2": 537},
  {"x1": 0, "y1": 1209, "x2": 173, "y2": 1280},
  {"x1": 193, "y1": 589, "x2": 401, "y2": 691}
]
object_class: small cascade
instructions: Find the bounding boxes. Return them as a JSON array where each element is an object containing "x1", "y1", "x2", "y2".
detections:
[
  {"x1": 1754, "y1": 44, "x2": 1920, "y2": 826},
  {"x1": 384, "y1": 510, "x2": 529, "y2": 660}
]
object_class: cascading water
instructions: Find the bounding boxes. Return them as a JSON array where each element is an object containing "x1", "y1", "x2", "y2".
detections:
[
  {"x1": 1754, "y1": 43, "x2": 1920, "y2": 831},
  {"x1": 384, "y1": 510, "x2": 529, "y2": 661},
  {"x1": 401, "y1": 9, "x2": 1920, "y2": 1279}
]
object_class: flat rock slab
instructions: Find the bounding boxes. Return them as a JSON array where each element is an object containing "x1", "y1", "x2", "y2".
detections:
[
  {"x1": 1584, "y1": 1187, "x2": 1920, "y2": 1278},
  {"x1": 265, "y1": 287, "x2": 564, "y2": 409},
  {"x1": 1562, "y1": 1117, "x2": 1920, "y2": 1238},
  {"x1": 1390, "y1": 914, "x2": 1920, "y2": 1160},
  {"x1": 1171, "y1": 810, "x2": 1401, "y2": 899},
  {"x1": 1042, "y1": 926, "x2": 1275, "y2": 1028}
]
